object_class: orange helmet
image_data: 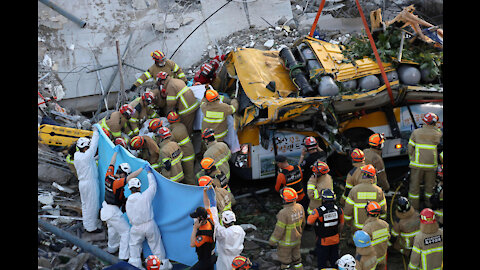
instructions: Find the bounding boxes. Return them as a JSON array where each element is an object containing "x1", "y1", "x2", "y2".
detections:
[
  {"x1": 119, "y1": 104, "x2": 134, "y2": 117},
  {"x1": 422, "y1": 112, "x2": 439, "y2": 125},
  {"x1": 157, "y1": 126, "x2": 172, "y2": 139},
  {"x1": 198, "y1": 175, "x2": 213, "y2": 187},
  {"x1": 205, "y1": 89, "x2": 219, "y2": 102},
  {"x1": 200, "y1": 157, "x2": 215, "y2": 170},
  {"x1": 145, "y1": 255, "x2": 162, "y2": 270},
  {"x1": 361, "y1": 164, "x2": 376, "y2": 178},
  {"x1": 151, "y1": 50, "x2": 165, "y2": 62},
  {"x1": 167, "y1": 111, "x2": 180, "y2": 123},
  {"x1": 420, "y1": 208, "x2": 436, "y2": 224},
  {"x1": 202, "y1": 128, "x2": 215, "y2": 140},
  {"x1": 280, "y1": 187, "x2": 298, "y2": 203},
  {"x1": 368, "y1": 133, "x2": 385, "y2": 148},
  {"x1": 232, "y1": 255, "x2": 252, "y2": 269},
  {"x1": 148, "y1": 118, "x2": 163, "y2": 132},
  {"x1": 351, "y1": 148, "x2": 365, "y2": 162},
  {"x1": 142, "y1": 91, "x2": 155, "y2": 104},
  {"x1": 156, "y1": 71, "x2": 169, "y2": 81},
  {"x1": 114, "y1": 137, "x2": 127, "y2": 148},
  {"x1": 312, "y1": 160, "x2": 330, "y2": 176},
  {"x1": 129, "y1": 136, "x2": 144, "y2": 150},
  {"x1": 304, "y1": 136, "x2": 317, "y2": 150},
  {"x1": 365, "y1": 201, "x2": 382, "y2": 216},
  {"x1": 102, "y1": 127, "x2": 111, "y2": 139}
]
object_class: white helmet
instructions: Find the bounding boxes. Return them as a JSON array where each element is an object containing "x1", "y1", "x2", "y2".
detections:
[
  {"x1": 128, "y1": 178, "x2": 142, "y2": 189},
  {"x1": 337, "y1": 254, "x2": 356, "y2": 270},
  {"x1": 76, "y1": 137, "x2": 91, "y2": 149},
  {"x1": 222, "y1": 210, "x2": 236, "y2": 224},
  {"x1": 118, "y1": 163, "x2": 131, "y2": 175}
]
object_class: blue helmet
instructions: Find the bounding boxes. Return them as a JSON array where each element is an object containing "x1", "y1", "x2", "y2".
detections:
[{"x1": 353, "y1": 230, "x2": 371, "y2": 248}]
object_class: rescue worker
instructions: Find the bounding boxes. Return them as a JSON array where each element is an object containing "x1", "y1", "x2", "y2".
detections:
[
  {"x1": 353, "y1": 230, "x2": 377, "y2": 270},
  {"x1": 166, "y1": 111, "x2": 196, "y2": 185},
  {"x1": 129, "y1": 135, "x2": 163, "y2": 173},
  {"x1": 126, "y1": 165, "x2": 170, "y2": 268},
  {"x1": 129, "y1": 50, "x2": 187, "y2": 93},
  {"x1": 145, "y1": 255, "x2": 162, "y2": 270},
  {"x1": 73, "y1": 127, "x2": 102, "y2": 233},
  {"x1": 408, "y1": 208, "x2": 443, "y2": 270},
  {"x1": 200, "y1": 89, "x2": 238, "y2": 143},
  {"x1": 430, "y1": 165, "x2": 443, "y2": 226},
  {"x1": 198, "y1": 176, "x2": 231, "y2": 217},
  {"x1": 298, "y1": 136, "x2": 327, "y2": 206},
  {"x1": 363, "y1": 133, "x2": 390, "y2": 192},
  {"x1": 196, "y1": 157, "x2": 236, "y2": 207},
  {"x1": 344, "y1": 165, "x2": 387, "y2": 232},
  {"x1": 407, "y1": 112, "x2": 442, "y2": 210},
  {"x1": 307, "y1": 160, "x2": 334, "y2": 215},
  {"x1": 101, "y1": 147, "x2": 144, "y2": 260},
  {"x1": 232, "y1": 255, "x2": 252, "y2": 270},
  {"x1": 341, "y1": 148, "x2": 366, "y2": 206},
  {"x1": 157, "y1": 126, "x2": 184, "y2": 183},
  {"x1": 157, "y1": 71, "x2": 199, "y2": 134},
  {"x1": 194, "y1": 54, "x2": 227, "y2": 87},
  {"x1": 150, "y1": 86, "x2": 167, "y2": 117},
  {"x1": 362, "y1": 201, "x2": 390, "y2": 270},
  {"x1": 99, "y1": 104, "x2": 135, "y2": 140},
  {"x1": 306, "y1": 189, "x2": 344, "y2": 269},
  {"x1": 269, "y1": 187, "x2": 305, "y2": 270},
  {"x1": 190, "y1": 186, "x2": 218, "y2": 270},
  {"x1": 202, "y1": 128, "x2": 232, "y2": 181},
  {"x1": 336, "y1": 254, "x2": 357, "y2": 270},
  {"x1": 215, "y1": 210, "x2": 246, "y2": 270},
  {"x1": 148, "y1": 118, "x2": 164, "y2": 145},
  {"x1": 390, "y1": 196, "x2": 420, "y2": 257},
  {"x1": 127, "y1": 91, "x2": 159, "y2": 136},
  {"x1": 274, "y1": 155, "x2": 306, "y2": 205},
  {"x1": 114, "y1": 137, "x2": 127, "y2": 148}
]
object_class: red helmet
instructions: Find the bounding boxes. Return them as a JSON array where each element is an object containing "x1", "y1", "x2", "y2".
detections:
[
  {"x1": 114, "y1": 137, "x2": 127, "y2": 148},
  {"x1": 157, "y1": 126, "x2": 172, "y2": 139},
  {"x1": 142, "y1": 91, "x2": 155, "y2": 104},
  {"x1": 129, "y1": 136, "x2": 144, "y2": 150},
  {"x1": 420, "y1": 208, "x2": 436, "y2": 224},
  {"x1": 368, "y1": 133, "x2": 385, "y2": 148},
  {"x1": 422, "y1": 112, "x2": 439, "y2": 125},
  {"x1": 102, "y1": 127, "x2": 111, "y2": 139},
  {"x1": 148, "y1": 118, "x2": 163, "y2": 132},
  {"x1": 200, "y1": 63, "x2": 214, "y2": 78},
  {"x1": 351, "y1": 148, "x2": 365, "y2": 162},
  {"x1": 156, "y1": 71, "x2": 169, "y2": 81},
  {"x1": 232, "y1": 255, "x2": 252, "y2": 269},
  {"x1": 361, "y1": 164, "x2": 376, "y2": 178},
  {"x1": 151, "y1": 50, "x2": 165, "y2": 62},
  {"x1": 145, "y1": 255, "x2": 162, "y2": 270},
  {"x1": 119, "y1": 104, "x2": 134, "y2": 117},
  {"x1": 312, "y1": 160, "x2": 330, "y2": 175},
  {"x1": 167, "y1": 111, "x2": 180, "y2": 123},
  {"x1": 365, "y1": 201, "x2": 382, "y2": 216},
  {"x1": 202, "y1": 128, "x2": 215, "y2": 140},
  {"x1": 304, "y1": 136, "x2": 317, "y2": 150}
]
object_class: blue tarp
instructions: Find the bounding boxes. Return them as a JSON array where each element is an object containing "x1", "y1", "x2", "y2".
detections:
[{"x1": 94, "y1": 124, "x2": 215, "y2": 267}]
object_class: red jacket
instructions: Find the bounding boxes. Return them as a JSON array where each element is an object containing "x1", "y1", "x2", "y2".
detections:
[{"x1": 193, "y1": 54, "x2": 226, "y2": 84}]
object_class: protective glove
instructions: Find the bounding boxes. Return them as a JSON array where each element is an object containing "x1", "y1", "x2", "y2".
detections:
[{"x1": 127, "y1": 84, "x2": 137, "y2": 93}]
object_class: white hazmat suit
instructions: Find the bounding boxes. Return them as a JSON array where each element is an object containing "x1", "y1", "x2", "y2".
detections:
[
  {"x1": 214, "y1": 214, "x2": 246, "y2": 270},
  {"x1": 100, "y1": 201, "x2": 130, "y2": 260}
]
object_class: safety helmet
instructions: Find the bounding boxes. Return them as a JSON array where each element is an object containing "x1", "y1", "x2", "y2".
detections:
[
  {"x1": 198, "y1": 175, "x2": 213, "y2": 187},
  {"x1": 151, "y1": 50, "x2": 166, "y2": 62},
  {"x1": 200, "y1": 63, "x2": 214, "y2": 78},
  {"x1": 304, "y1": 136, "x2": 318, "y2": 150},
  {"x1": 119, "y1": 104, "x2": 134, "y2": 118},
  {"x1": 437, "y1": 164, "x2": 443, "y2": 178},
  {"x1": 148, "y1": 118, "x2": 163, "y2": 132},
  {"x1": 280, "y1": 187, "x2": 298, "y2": 203},
  {"x1": 102, "y1": 128, "x2": 111, "y2": 139},
  {"x1": 351, "y1": 148, "x2": 365, "y2": 162},
  {"x1": 420, "y1": 208, "x2": 436, "y2": 224},
  {"x1": 128, "y1": 178, "x2": 142, "y2": 189},
  {"x1": 360, "y1": 164, "x2": 376, "y2": 178},
  {"x1": 202, "y1": 128, "x2": 215, "y2": 141},
  {"x1": 142, "y1": 91, "x2": 155, "y2": 104},
  {"x1": 76, "y1": 137, "x2": 90, "y2": 149},
  {"x1": 365, "y1": 201, "x2": 382, "y2": 216},
  {"x1": 396, "y1": 196, "x2": 411, "y2": 213},
  {"x1": 129, "y1": 136, "x2": 144, "y2": 150},
  {"x1": 200, "y1": 157, "x2": 215, "y2": 170},
  {"x1": 118, "y1": 163, "x2": 131, "y2": 175},
  {"x1": 321, "y1": 188, "x2": 336, "y2": 203},
  {"x1": 353, "y1": 230, "x2": 371, "y2": 248},
  {"x1": 232, "y1": 255, "x2": 252, "y2": 269},
  {"x1": 205, "y1": 89, "x2": 219, "y2": 102},
  {"x1": 221, "y1": 210, "x2": 236, "y2": 224},
  {"x1": 167, "y1": 111, "x2": 180, "y2": 123},
  {"x1": 312, "y1": 160, "x2": 330, "y2": 176},
  {"x1": 368, "y1": 133, "x2": 385, "y2": 148},
  {"x1": 157, "y1": 126, "x2": 172, "y2": 139},
  {"x1": 114, "y1": 137, "x2": 127, "y2": 148},
  {"x1": 156, "y1": 71, "x2": 169, "y2": 81},
  {"x1": 145, "y1": 255, "x2": 162, "y2": 270},
  {"x1": 337, "y1": 254, "x2": 356, "y2": 270},
  {"x1": 422, "y1": 112, "x2": 439, "y2": 125}
]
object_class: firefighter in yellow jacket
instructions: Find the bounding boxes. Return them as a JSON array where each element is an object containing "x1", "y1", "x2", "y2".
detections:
[
  {"x1": 269, "y1": 187, "x2": 305, "y2": 270},
  {"x1": 341, "y1": 148, "x2": 367, "y2": 206},
  {"x1": 408, "y1": 208, "x2": 443, "y2": 270},
  {"x1": 200, "y1": 89, "x2": 238, "y2": 143},
  {"x1": 390, "y1": 196, "x2": 420, "y2": 257},
  {"x1": 157, "y1": 72, "x2": 199, "y2": 134},
  {"x1": 344, "y1": 165, "x2": 387, "y2": 232},
  {"x1": 364, "y1": 133, "x2": 390, "y2": 192},
  {"x1": 306, "y1": 160, "x2": 333, "y2": 215},
  {"x1": 353, "y1": 230, "x2": 378, "y2": 270},
  {"x1": 99, "y1": 104, "x2": 135, "y2": 140},
  {"x1": 198, "y1": 175, "x2": 231, "y2": 216},
  {"x1": 157, "y1": 127, "x2": 184, "y2": 183},
  {"x1": 129, "y1": 50, "x2": 187, "y2": 92},
  {"x1": 407, "y1": 112, "x2": 442, "y2": 210},
  {"x1": 196, "y1": 157, "x2": 235, "y2": 206},
  {"x1": 127, "y1": 91, "x2": 160, "y2": 136},
  {"x1": 128, "y1": 135, "x2": 163, "y2": 173},
  {"x1": 202, "y1": 128, "x2": 231, "y2": 181},
  {"x1": 362, "y1": 201, "x2": 390, "y2": 270}
]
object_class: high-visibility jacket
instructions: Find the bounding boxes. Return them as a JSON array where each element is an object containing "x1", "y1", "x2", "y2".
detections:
[
  {"x1": 364, "y1": 148, "x2": 389, "y2": 191},
  {"x1": 362, "y1": 216, "x2": 390, "y2": 265},
  {"x1": 391, "y1": 208, "x2": 420, "y2": 256},
  {"x1": 341, "y1": 161, "x2": 365, "y2": 206},
  {"x1": 104, "y1": 164, "x2": 128, "y2": 208},
  {"x1": 269, "y1": 202, "x2": 305, "y2": 247},
  {"x1": 200, "y1": 98, "x2": 238, "y2": 142},
  {"x1": 204, "y1": 141, "x2": 231, "y2": 180},
  {"x1": 214, "y1": 186, "x2": 232, "y2": 215},
  {"x1": 408, "y1": 224, "x2": 443, "y2": 270},
  {"x1": 158, "y1": 138, "x2": 184, "y2": 183},
  {"x1": 307, "y1": 173, "x2": 333, "y2": 214},
  {"x1": 99, "y1": 111, "x2": 133, "y2": 138},
  {"x1": 136, "y1": 136, "x2": 163, "y2": 172},
  {"x1": 344, "y1": 181, "x2": 387, "y2": 230},
  {"x1": 127, "y1": 97, "x2": 159, "y2": 136},
  {"x1": 307, "y1": 204, "x2": 344, "y2": 246},
  {"x1": 408, "y1": 125, "x2": 442, "y2": 170},
  {"x1": 164, "y1": 77, "x2": 199, "y2": 116},
  {"x1": 275, "y1": 165, "x2": 305, "y2": 202},
  {"x1": 134, "y1": 60, "x2": 186, "y2": 87},
  {"x1": 169, "y1": 122, "x2": 195, "y2": 164},
  {"x1": 195, "y1": 208, "x2": 216, "y2": 261},
  {"x1": 355, "y1": 246, "x2": 378, "y2": 270}
]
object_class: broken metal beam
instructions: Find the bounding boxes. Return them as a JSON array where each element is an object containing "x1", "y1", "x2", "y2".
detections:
[{"x1": 39, "y1": 0, "x2": 87, "y2": 28}]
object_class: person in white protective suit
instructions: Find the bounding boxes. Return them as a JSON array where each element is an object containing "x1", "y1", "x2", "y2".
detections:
[
  {"x1": 73, "y1": 127, "x2": 102, "y2": 233},
  {"x1": 214, "y1": 210, "x2": 246, "y2": 270},
  {"x1": 126, "y1": 165, "x2": 172, "y2": 269}
]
